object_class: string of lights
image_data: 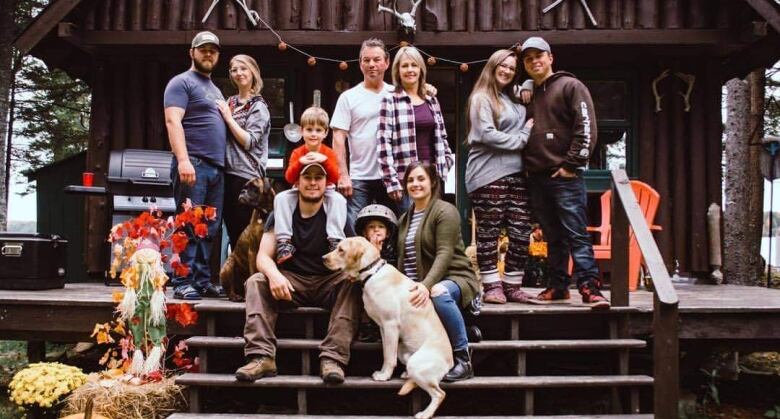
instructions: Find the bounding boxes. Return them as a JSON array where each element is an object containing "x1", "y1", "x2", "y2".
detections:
[{"x1": 249, "y1": 12, "x2": 521, "y2": 72}]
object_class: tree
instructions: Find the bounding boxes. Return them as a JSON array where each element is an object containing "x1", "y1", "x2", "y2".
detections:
[
  {"x1": 723, "y1": 69, "x2": 766, "y2": 285},
  {"x1": 0, "y1": 0, "x2": 17, "y2": 230}
]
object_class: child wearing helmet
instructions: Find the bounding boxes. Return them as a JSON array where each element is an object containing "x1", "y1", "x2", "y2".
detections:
[{"x1": 355, "y1": 204, "x2": 398, "y2": 266}]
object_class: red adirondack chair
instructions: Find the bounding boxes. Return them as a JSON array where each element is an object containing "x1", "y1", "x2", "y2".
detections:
[{"x1": 569, "y1": 180, "x2": 662, "y2": 291}]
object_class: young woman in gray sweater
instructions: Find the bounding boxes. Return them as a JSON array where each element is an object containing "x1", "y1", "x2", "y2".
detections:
[{"x1": 464, "y1": 49, "x2": 534, "y2": 304}]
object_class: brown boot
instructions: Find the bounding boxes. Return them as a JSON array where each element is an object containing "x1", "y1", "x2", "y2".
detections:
[
  {"x1": 503, "y1": 283, "x2": 535, "y2": 303},
  {"x1": 235, "y1": 356, "x2": 277, "y2": 381},
  {"x1": 320, "y1": 358, "x2": 345, "y2": 384},
  {"x1": 482, "y1": 281, "x2": 506, "y2": 304}
]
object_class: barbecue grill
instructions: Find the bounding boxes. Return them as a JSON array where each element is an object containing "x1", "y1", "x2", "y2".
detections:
[{"x1": 66, "y1": 149, "x2": 177, "y2": 283}]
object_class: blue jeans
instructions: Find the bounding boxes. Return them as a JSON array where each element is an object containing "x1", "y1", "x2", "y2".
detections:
[
  {"x1": 347, "y1": 179, "x2": 399, "y2": 230},
  {"x1": 527, "y1": 172, "x2": 599, "y2": 289},
  {"x1": 171, "y1": 156, "x2": 224, "y2": 291},
  {"x1": 431, "y1": 279, "x2": 468, "y2": 352}
]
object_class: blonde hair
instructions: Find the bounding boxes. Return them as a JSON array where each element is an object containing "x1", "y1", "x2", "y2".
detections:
[
  {"x1": 391, "y1": 46, "x2": 427, "y2": 97},
  {"x1": 467, "y1": 49, "x2": 519, "y2": 128},
  {"x1": 300, "y1": 106, "x2": 329, "y2": 129},
  {"x1": 229, "y1": 54, "x2": 263, "y2": 95}
]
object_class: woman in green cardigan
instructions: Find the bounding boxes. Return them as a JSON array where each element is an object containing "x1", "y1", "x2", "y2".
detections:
[{"x1": 396, "y1": 161, "x2": 481, "y2": 382}]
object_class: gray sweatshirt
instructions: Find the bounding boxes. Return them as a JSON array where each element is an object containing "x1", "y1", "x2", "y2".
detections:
[
  {"x1": 225, "y1": 97, "x2": 271, "y2": 180},
  {"x1": 464, "y1": 92, "x2": 530, "y2": 193}
]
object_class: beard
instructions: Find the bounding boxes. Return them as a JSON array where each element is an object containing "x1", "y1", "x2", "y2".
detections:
[
  {"x1": 299, "y1": 191, "x2": 325, "y2": 204},
  {"x1": 193, "y1": 58, "x2": 215, "y2": 74}
]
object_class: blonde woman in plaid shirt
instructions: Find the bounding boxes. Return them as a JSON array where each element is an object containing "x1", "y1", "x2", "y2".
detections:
[{"x1": 377, "y1": 46, "x2": 454, "y2": 215}]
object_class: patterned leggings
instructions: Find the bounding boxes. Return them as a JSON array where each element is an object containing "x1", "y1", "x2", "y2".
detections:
[{"x1": 469, "y1": 174, "x2": 532, "y2": 285}]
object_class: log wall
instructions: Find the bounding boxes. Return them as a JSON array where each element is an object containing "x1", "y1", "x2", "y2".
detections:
[{"x1": 78, "y1": 0, "x2": 750, "y2": 32}]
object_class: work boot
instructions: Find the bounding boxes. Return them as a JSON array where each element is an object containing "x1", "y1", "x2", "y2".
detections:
[
  {"x1": 235, "y1": 356, "x2": 277, "y2": 381},
  {"x1": 532, "y1": 287, "x2": 571, "y2": 304},
  {"x1": 320, "y1": 358, "x2": 345, "y2": 384},
  {"x1": 276, "y1": 239, "x2": 295, "y2": 264},
  {"x1": 503, "y1": 283, "x2": 535, "y2": 303},
  {"x1": 442, "y1": 349, "x2": 474, "y2": 382},
  {"x1": 482, "y1": 281, "x2": 506, "y2": 304}
]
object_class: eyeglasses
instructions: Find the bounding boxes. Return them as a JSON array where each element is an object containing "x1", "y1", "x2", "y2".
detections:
[{"x1": 498, "y1": 63, "x2": 517, "y2": 73}]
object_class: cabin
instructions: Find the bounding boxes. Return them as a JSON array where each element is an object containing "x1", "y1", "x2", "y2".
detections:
[{"x1": 6, "y1": 1, "x2": 780, "y2": 417}]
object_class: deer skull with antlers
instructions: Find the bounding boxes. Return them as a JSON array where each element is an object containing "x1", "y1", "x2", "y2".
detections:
[{"x1": 378, "y1": 0, "x2": 423, "y2": 42}]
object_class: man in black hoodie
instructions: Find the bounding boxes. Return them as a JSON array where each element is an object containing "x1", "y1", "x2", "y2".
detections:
[{"x1": 520, "y1": 37, "x2": 609, "y2": 309}]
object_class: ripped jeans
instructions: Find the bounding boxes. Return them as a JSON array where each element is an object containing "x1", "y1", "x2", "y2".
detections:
[{"x1": 431, "y1": 279, "x2": 468, "y2": 352}]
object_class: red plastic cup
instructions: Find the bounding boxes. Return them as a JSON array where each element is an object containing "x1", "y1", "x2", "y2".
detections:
[{"x1": 82, "y1": 172, "x2": 94, "y2": 187}]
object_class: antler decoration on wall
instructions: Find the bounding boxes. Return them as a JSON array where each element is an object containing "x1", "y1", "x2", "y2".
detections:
[
  {"x1": 378, "y1": 0, "x2": 423, "y2": 41},
  {"x1": 543, "y1": 0, "x2": 598, "y2": 26},
  {"x1": 675, "y1": 72, "x2": 696, "y2": 112},
  {"x1": 202, "y1": 0, "x2": 260, "y2": 27},
  {"x1": 652, "y1": 69, "x2": 670, "y2": 113}
]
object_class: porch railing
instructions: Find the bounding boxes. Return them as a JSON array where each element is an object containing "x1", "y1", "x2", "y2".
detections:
[{"x1": 609, "y1": 169, "x2": 679, "y2": 418}]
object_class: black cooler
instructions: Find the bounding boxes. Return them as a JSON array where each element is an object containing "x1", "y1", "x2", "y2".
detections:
[{"x1": 0, "y1": 233, "x2": 68, "y2": 290}]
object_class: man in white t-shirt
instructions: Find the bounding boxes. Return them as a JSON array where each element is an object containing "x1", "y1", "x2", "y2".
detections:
[{"x1": 331, "y1": 38, "x2": 396, "y2": 227}]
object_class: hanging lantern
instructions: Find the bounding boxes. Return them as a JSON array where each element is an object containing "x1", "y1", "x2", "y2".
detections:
[
  {"x1": 459, "y1": 63, "x2": 469, "y2": 73},
  {"x1": 339, "y1": 61, "x2": 348, "y2": 71},
  {"x1": 426, "y1": 56, "x2": 436, "y2": 66},
  {"x1": 307, "y1": 57, "x2": 317, "y2": 67},
  {"x1": 278, "y1": 42, "x2": 287, "y2": 51}
]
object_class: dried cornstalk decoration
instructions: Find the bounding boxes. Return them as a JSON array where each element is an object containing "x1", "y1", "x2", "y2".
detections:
[{"x1": 62, "y1": 377, "x2": 186, "y2": 419}]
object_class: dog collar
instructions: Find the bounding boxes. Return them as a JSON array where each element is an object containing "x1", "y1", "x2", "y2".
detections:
[{"x1": 358, "y1": 258, "x2": 386, "y2": 283}]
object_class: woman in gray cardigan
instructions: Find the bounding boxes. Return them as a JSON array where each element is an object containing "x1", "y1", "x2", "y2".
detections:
[
  {"x1": 216, "y1": 54, "x2": 271, "y2": 250},
  {"x1": 465, "y1": 49, "x2": 534, "y2": 304},
  {"x1": 396, "y1": 162, "x2": 480, "y2": 382}
]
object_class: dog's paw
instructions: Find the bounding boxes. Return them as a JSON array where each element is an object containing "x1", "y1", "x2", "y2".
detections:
[{"x1": 371, "y1": 370, "x2": 392, "y2": 381}]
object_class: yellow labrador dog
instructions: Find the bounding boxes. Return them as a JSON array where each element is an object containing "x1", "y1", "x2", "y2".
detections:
[{"x1": 323, "y1": 237, "x2": 453, "y2": 419}]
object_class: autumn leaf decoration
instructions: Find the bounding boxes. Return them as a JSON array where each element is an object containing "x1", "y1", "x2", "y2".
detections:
[{"x1": 102, "y1": 199, "x2": 215, "y2": 378}]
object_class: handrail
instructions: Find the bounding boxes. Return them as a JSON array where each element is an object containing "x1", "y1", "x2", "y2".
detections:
[{"x1": 609, "y1": 169, "x2": 678, "y2": 418}]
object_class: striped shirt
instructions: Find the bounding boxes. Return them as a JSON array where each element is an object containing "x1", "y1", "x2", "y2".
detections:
[
  {"x1": 377, "y1": 89, "x2": 454, "y2": 194},
  {"x1": 402, "y1": 210, "x2": 425, "y2": 281}
]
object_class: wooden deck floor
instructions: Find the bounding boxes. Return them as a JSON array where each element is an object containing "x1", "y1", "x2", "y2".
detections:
[{"x1": 2, "y1": 282, "x2": 780, "y2": 342}]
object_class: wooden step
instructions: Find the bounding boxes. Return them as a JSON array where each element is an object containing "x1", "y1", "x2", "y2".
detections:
[
  {"x1": 170, "y1": 416, "x2": 652, "y2": 419},
  {"x1": 176, "y1": 373, "x2": 654, "y2": 389},
  {"x1": 193, "y1": 300, "x2": 643, "y2": 315},
  {"x1": 186, "y1": 336, "x2": 647, "y2": 351}
]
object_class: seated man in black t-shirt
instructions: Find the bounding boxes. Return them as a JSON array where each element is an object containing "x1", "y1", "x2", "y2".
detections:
[{"x1": 235, "y1": 162, "x2": 359, "y2": 384}]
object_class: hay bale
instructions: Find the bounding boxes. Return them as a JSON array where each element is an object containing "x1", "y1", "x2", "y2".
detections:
[{"x1": 61, "y1": 376, "x2": 186, "y2": 419}]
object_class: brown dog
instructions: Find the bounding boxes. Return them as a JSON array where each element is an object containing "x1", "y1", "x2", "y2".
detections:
[{"x1": 220, "y1": 177, "x2": 274, "y2": 302}]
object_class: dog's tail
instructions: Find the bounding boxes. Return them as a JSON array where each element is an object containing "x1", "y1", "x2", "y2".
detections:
[{"x1": 398, "y1": 378, "x2": 417, "y2": 396}]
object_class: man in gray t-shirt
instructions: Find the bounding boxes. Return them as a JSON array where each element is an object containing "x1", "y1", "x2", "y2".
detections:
[{"x1": 163, "y1": 31, "x2": 227, "y2": 300}]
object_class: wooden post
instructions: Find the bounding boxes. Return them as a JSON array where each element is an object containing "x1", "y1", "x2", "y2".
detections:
[
  {"x1": 166, "y1": 0, "x2": 182, "y2": 30},
  {"x1": 321, "y1": 0, "x2": 341, "y2": 30},
  {"x1": 662, "y1": 0, "x2": 681, "y2": 29},
  {"x1": 146, "y1": 62, "x2": 164, "y2": 150},
  {"x1": 555, "y1": 0, "x2": 570, "y2": 29},
  {"x1": 97, "y1": 0, "x2": 112, "y2": 30},
  {"x1": 181, "y1": 0, "x2": 196, "y2": 30},
  {"x1": 113, "y1": 0, "x2": 127, "y2": 30},
  {"x1": 477, "y1": 0, "x2": 493, "y2": 31},
  {"x1": 301, "y1": 0, "x2": 319, "y2": 30},
  {"x1": 222, "y1": 0, "x2": 238, "y2": 29},
  {"x1": 451, "y1": 0, "x2": 468, "y2": 31},
  {"x1": 622, "y1": 0, "x2": 635, "y2": 29},
  {"x1": 111, "y1": 64, "x2": 127, "y2": 150},
  {"x1": 127, "y1": 61, "x2": 144, "y2": 149},
  {"x1": 524, "y1": 0, "x2": 539, "y2": 30},
  {"x1": 129, "y1": 0, "x2": 143, "y2": 31},
  {"x1": 26, "y1": 341, "x2": 45, "y2": 363},
  {"x1": 611, "y1": 173, "x2": 630, "y2": 308},
  {"x1": 199, "y1": 0, "x2": 218, "y2": 30},
  {"x1": 571, "y1": 0, "x2": 586, "y2": 29},
  {"x1": 344, "y1": 0, "x2": 364, "y2": 31},
  {"x1": 689, "y1": 0, "x2": 710, "y2": 29},
  {"x1": 637, "y1": 0, "x2": 657, "y2": 28},
  {"x1": 653, "y1": 295, "x2": 679, "y2": 419},
  {"x1": 85, "y1": 60, "x2": 110, "y2": 274},
  {"x1": 146, "y1": 0, "x2": 163, "y2": 30},
  {"x1": 424, "y1": 0, "x2": 449, "y2": 31}
]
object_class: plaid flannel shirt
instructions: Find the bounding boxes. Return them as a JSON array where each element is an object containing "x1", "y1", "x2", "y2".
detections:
[{"x1": 376, "y1": 90, "x2": 454, "y2": 194}]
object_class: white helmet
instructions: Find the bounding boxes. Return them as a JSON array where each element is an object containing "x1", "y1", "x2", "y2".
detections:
[{"x1": 355, "y1": 204, "x2": 398, "y2": 234}]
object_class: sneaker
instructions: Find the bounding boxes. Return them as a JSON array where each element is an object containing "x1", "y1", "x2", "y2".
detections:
[
  {"x1": 531, "y1": 287, "x2": 571, "y2": 304},
  {"x1": 276, "y1": 240, "x2": 295, "y2": 264},
  {"x1": 503, "y1": 283, "x2": 535, "y2": 303},
  {"x1": 579, "y1": 282, "x2": 610, "y2": 310},
  {"x1": 320, "y1": 358, "x2": 345, "y2": 384},
  {"x1": 235, "y1": 356, "x2": 277, "y2": 381},
  {"x1": 482, "y1": 282, "x2": 506, "y2": 304},
  {"x1": 199, "y1": 283, "x2": 226, "y2": 298},
  {"x1": 173, "y1": 285, "x2": 201, "y2": 301}
]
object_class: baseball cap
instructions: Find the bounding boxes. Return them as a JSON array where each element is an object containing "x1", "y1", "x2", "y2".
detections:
[
  {"x1": 191, "y1": 31, "x2": 220, "y2": 49},
  {"x1": 520, "y1": 37, "x2": 551, "y2": 55},
  {"x1": 300, "y1": 162, "x2": 326, "y2": 176}
]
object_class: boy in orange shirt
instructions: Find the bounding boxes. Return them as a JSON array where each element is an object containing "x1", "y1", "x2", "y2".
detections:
[{"x1": 275, "y1": 106, "x2": 347, "y2": 263}]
